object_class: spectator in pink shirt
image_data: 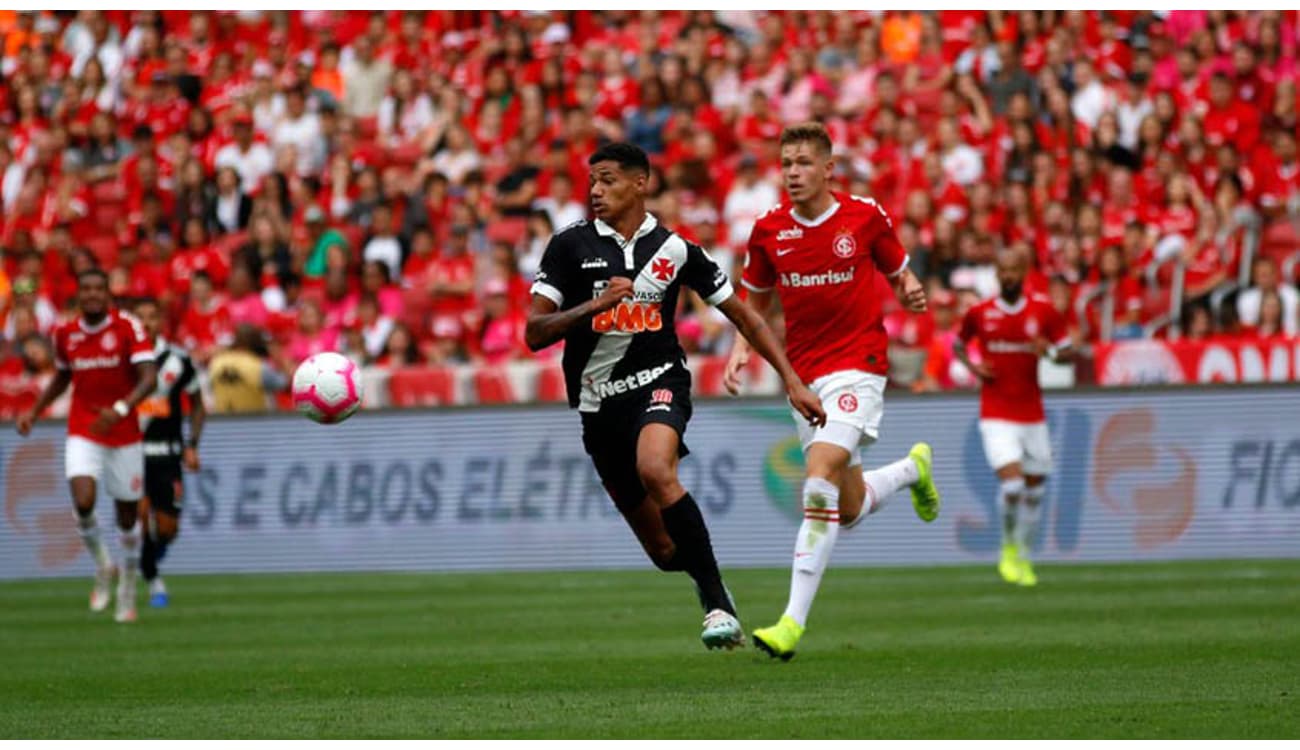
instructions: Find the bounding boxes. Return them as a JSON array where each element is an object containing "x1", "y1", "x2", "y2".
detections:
[
  {"x1": 226, "y1": 264, "x2": 269, "y2": 329},
  {"x1": 285, "y1": 298, "x2": 339, "y2": 364}
]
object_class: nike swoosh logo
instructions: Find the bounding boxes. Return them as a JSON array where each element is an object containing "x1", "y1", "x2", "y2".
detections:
[{"x1": 776, "y1": 247, "x2": 797, "y2": 257}]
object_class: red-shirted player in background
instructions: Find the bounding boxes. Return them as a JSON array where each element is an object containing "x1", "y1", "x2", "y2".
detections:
[
  {"x1": 955, "y1": 248, "x2": 1074, "y2": 588},
  {"x1": 723, "y1": 123, "x2": 942, "y2": 660},
  {"x1": 15, "y1": 269, "x2": 157, "y2": 623}
]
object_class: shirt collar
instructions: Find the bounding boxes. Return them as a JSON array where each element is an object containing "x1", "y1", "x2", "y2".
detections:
[
  {"x1": 593, "y1": 212, "x2": 658, "y2": 245},
  {"x1": 78, "y1": 315, "x2": 111, "y2": 334},
  {"x1": 994, "y1": 295, "x2": 1027, "y2": 315},
  {"x1": 790, "y1": 198, "x2": 841, "y2": 227}
]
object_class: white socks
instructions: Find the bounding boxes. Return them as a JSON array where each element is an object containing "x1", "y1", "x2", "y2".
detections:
[
  {"x1": 1016, "y1": 484, "x2": 1045, "y2": 553},
  {"x1": 77, "y1": 513, "x2": 113, "y2": 570},
  {"x1": 998, "y1": 477, "x2": 1025, "y2": 546},
  {"x1": 783, "y1": 477, "x2": 840, "y2": 628},
  {"x1": 860, "y1": 456, "x2": 921, "y2": 517},
  {"x1": 118, "y1": 523, "x2": 141, "y2": 600}
]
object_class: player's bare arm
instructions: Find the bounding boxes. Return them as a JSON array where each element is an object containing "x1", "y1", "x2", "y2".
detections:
[
  {"x1": 716, "y1": 294, "x2": 825, "y2": 427},
  {"x1": 892, "y1": 267, "x2": 927, "y2": 312},
  {"x1": 15, "y1": 369, "x2": 72, "y2": 437},
  {"x1": 722, "y1": 288, "x2": 775, "y2": 395},
  {"x1": 525, "y1": 276, "x2": 634, "y2": 351},
  {"x1": 90, "y1": 360, "x2": 159, "y2": 436},
  {"x1": 184, "y1": 395, "x2": 207, "y2": 471},
  {"x1": 953, "y1": 338, "x2": 994, "y2": 382}
]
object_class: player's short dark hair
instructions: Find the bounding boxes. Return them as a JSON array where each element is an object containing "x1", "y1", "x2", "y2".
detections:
[
  {"x1": 588, "y1": 142, "x2": 650, "y2": 175},
  {"x1": 131, "y1": 296, "x2": 160, "y2": 311},
  {"x1": 780, "y1": 123, "x2": 834, "y2": 157},
  {"x1": 77, "y1": 268, "x2": 108, "y2": 286}
]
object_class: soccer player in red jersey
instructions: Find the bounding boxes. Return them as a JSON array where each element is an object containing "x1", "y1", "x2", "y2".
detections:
[
  {"x1": 15, "y1": 270, "x2": 157, "y2": 622},
  {"x1": 954, "y1": 248, "x2": 1074, "y2": 587},
  {"x1": 723, "y1": 123, "x2": 942, "y2": 660}
]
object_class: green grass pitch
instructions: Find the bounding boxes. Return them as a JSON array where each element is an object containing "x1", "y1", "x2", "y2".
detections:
[{"x1": 1, "y1": 560, "x2": 1297, "y2": 738}]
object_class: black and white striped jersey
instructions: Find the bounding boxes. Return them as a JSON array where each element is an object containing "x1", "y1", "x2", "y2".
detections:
[
  {"x1": 138, "y1": 338, "x2": 200, "y2": 459},
  {"x1": 530, "y1": 213, "x2": 734, "y2": 413}
]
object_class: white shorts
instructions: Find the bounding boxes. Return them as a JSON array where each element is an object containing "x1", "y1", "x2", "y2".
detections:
[
  {"x1": 790, "y1": 370, "x2": 887, "y2": 467},
  {"x1": 978, "y1": 419, "x2": 1053, "y2": 476},
  {"x1": 65, "y1": 437, "x2": 144, "y2": 501}
]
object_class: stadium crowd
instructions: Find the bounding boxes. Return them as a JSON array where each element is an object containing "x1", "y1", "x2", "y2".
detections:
[{"x1": 1, "y1": 9, "x2": 1299, "y2": 414}]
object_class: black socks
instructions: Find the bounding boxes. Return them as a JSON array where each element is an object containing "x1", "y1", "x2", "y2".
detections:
[{"x1": 660, "y1": 493, "x2": 735, "y2": 615}]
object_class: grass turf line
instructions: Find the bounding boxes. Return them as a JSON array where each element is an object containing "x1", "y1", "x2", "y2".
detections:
[{"x1": 1, "y1": 559, "x2": 1297, "y2": 738}]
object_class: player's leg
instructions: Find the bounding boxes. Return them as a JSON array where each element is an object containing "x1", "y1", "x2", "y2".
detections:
[
  {"x1": 105, "y1": 443, "x2": 144, "y2": 623},
  {"x1": 981, "y1": 419, "x2": 1028, "y2": 584},
  {"x1": 635, "y1": 422, "x2": 743, "y2": 649},
  {"x1": 141, "y1": 461, "x2": 182, "y2": 607},
  {"x1": 1014, "y1": 422, "x2": 1054, "y2": 587},
  {"x1": 66, "y1": 437, "x2": 114, "y2": 611}
]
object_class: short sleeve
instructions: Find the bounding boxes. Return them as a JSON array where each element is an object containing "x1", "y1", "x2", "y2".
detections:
[
  {"x1": 530, "y1": 232, "x2": 578, "y2": 308},
  {"x1": 123, "y1": 314, "x2": 154, "y2": 364},
  {"x1": 181, "y1": 353, "x2": 202, "y2": 395},
  {"x1": 740, "y1": 224, "x2": 776, "y2": 292},
  {"x1": 866, "y1": 206, "x2": 908, "y2": 278},
  {"x1": 681, "y1": 241, "x2": 735, "y2": 307}
]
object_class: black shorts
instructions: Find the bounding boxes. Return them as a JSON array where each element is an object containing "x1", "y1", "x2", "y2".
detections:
[
  {"x1": 144, "y1": 458, "x2": 184, "y2": 516},
  {"x1": 581, "y1": 379, "x2": 692, "y2": 514}
]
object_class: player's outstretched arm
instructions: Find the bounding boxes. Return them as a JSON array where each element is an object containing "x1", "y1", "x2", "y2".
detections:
[
  {"x1": 524, "y1": 277, "x2": 633, "y2": 352},
  {"x1": 14, "y1": 369, "x2": 72, "y2": 436},
  {"x1": 891, "y1": 267, "x2": 927, "y2": 312},
  {"x1": 716, "y1": 294, "x2": 825, "y2": 426},
  {"x1": 722, "y1": 288, "x2": 776, "y2": 395}
]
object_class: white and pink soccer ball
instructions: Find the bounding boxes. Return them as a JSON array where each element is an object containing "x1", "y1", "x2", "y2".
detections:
[{"x1": 292, "y1": 352, "x2": 363, "y2": 424}]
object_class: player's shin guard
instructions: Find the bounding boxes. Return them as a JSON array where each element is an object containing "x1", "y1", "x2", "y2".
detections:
[
  {"x1": 1016, "y1": 484, "x2": 1045, "y2": 556},
  {"x1": 998, "y1": 477, "x2": 1025, "y2": 546},
  {"x1": 861, "y1": 456, "x2": 921, "y2": 517},
  {"x1": 783, "y1": 477, "x2": 840, "y2": 628},
  {"x1": 661, "y1": 493, "x2": 735, "y2": 615},
  {"x1": 76, "y1": 512, "x2": 113, "y2": 571}
]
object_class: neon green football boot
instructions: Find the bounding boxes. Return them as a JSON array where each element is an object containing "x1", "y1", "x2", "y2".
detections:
[
  {"x1": 752, "y1": 615, "x2": 804, "y2": 661},
  {"x1": 908, "y1": 443, "x2": 941, "y2": 523},
  {"x1": 999, "y1": 543, "x2": 1023, "y2": 584},
  {"x1": 1017, "y1": 556, "x2": 1038, "y2": 587}
]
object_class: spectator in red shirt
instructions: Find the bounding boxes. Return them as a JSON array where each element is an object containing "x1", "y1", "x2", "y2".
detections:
[{"x1": 177, "y1": 271, "x2": 233, "y2": 364}]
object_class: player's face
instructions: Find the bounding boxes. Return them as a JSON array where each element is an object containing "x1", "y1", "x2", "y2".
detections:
[
  {"x1": 996, "y1": 254, "x2": 1027, "y2": 303},
  {"x1": 76, "y1": 275, "x2": 110, "y2": 319},
  {"x1": 135, "y1": 302, "x2": 162, "y2": 340},
  {"x1": 780, "y1": 142, "x2": 833, "y2": 205},
  {"x1": 588, "y1": 161, "x2": 646, "y2": 223}
]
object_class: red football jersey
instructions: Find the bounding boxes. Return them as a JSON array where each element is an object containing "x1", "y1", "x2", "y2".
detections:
[
  {"x1": 959, "y1": 295, "x2": 1067, "y2": 423},
  {"x1": 52, "y1": 310, "x2": 154, "y2": 446},
  {"x1": 743, "y1": 192, "x2": 909, "y2": 382}
]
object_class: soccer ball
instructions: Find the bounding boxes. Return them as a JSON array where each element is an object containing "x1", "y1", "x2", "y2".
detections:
[{"x1": 292, "y1": 352, "x2": 363, "y2": 424}]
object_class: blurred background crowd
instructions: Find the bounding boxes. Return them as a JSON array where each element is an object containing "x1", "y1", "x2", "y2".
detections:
[{"x1": 1, "y1": 10, "x2": 1299, "y2": 414}]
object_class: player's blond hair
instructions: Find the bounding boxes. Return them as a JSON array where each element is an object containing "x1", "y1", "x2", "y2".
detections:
[{"x1": 779, "y1": 122, "x2": 833, "y2": 157}]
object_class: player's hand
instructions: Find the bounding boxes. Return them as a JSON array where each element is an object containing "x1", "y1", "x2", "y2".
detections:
[
  {"x1": 592, "y1": 276, "x2": 634, "y2": 313},
  {"x1": 89, "y1": 407, "x2": 121, "y2": 436},
  {"x1": 788, "y1": 383, "x2": 826, "y2": 427},
  {"x1": 897, "y1": 272, "x2": 927, "y2": 312},
  {"x1": 722, "y1": 342, "x2": 750, "y2": 396},
  {"x1": 969, "y1": 361, "x2": 995, "y2": 382},
  {"x1": 15, "y1": 412, "x2": 34, "y2": 437},
  {"x1": 182, "y1": 446, "x2": 201, "y2": 472},
  {"x1": 1030, "y1": 337, "x2": 1052, "y2": 358}
]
